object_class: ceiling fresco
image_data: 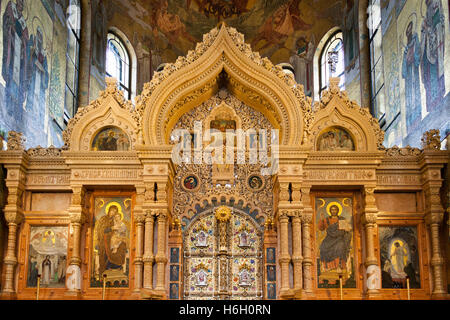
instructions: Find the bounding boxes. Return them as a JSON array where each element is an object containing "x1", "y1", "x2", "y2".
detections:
[{"x1": 108, "y1": 0, "x2": 344, "y2": 67}]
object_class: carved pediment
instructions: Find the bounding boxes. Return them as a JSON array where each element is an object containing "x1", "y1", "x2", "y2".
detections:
[
  {"x1": 135, "y1": 24, "x2": 313, "y2": 147},
  {"x1": 311, "y1": 78, "x2": 385, "y2": 152},
  {"x1": 62, "y1": 78, "x2": 139, "y2": 152}
]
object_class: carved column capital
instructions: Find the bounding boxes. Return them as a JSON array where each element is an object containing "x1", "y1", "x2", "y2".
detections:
[
  {"x1": 425, "y1": 212, "x2": 444, "y2": 225},
  {"x1": 156, "y1": 210, "x2": 168, "y2": 221},
  {"x1": 70, "y1": 186, "x2": 86, "y2": 205},
  {"x1": 4, "y1": 211, "x2": 24, "y2": 225},
  {"x1": 278, "y1": 210, "x2": 290, "y2": 222},
  {"x1": 134, "y1": 213, "x2": 146, "y2": 224},
  {"x1": 69, "y1": 212, "x2": 86, "y2": 224},
  {"x1": 301, "y1": 213, "x2": 313, "y2": 225},
  {"x1": 362, "y1": 212, "x2": 378, "y2": 225}
]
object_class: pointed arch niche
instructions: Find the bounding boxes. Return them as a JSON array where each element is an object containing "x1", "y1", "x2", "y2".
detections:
[
  {"x1": 63, "y1": 78, "x2": 138, "y2": 151},
  {"x1": 135, "y1": 25, "x2": 313, "y2": 148},
  {"x1": 310, "y1": 78, "x2": 384, "y2": 152}
]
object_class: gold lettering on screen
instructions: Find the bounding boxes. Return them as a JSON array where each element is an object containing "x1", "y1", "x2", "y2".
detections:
[
  {"x1": 73, "y1": 170, "x2": 139, "y2": 180},
  {"x1": 305, "y1": 170, "x2": 375, "y2": 181}
]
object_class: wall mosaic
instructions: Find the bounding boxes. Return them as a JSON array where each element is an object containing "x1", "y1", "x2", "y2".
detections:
[
  {"x1": 379, "y1": 225, "x2": 421, "y2": 289},
  {"x1": 91, "y1": 196, "x2": 132, "y2": 287},
  {"x1": 26, "y1": 226, "x2": 68, "y2": 288},
  {"x1": 381, "y1": 0, "x2": 450, "y2": 148},
  {"x1": 315, "y1": 197, "x2": 356, "y2": 289},
  {"x1": 0, "y1": 0, "x2": 70, "y2": 148}
]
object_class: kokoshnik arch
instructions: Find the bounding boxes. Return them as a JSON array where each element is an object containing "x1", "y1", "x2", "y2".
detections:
[{"x1": 0, "y1": 25, "x2": 448, "y2": 300}]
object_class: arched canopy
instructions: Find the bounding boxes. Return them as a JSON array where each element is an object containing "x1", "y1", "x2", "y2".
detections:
[
  {"x1": 310, "y1": 78, "x2": 385, "y2": 152},
  {"x1": 63, "y1": 78, "x2": 138, "y2": 151},
  {"x1": 135, "y1": 24, "x2": 313, "y2": 147}
]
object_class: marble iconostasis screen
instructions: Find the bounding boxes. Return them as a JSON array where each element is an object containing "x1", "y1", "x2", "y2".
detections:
[
  {"x1": 91, "y1": 196, "x2": 132, "y2": 287},
  {"x1": 315, "y1": 197, "x2": 356, "y2": 289},
  {"x1": 27, "y1": 226, "x2": 68, "y2": 288},
  {"x1": 379, "y1": 225, "x2": 421, "y2": 289}
]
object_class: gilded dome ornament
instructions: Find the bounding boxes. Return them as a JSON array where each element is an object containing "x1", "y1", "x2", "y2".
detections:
[{"x1": 215, "y1": 206, "x2": 232, "y2": 222}]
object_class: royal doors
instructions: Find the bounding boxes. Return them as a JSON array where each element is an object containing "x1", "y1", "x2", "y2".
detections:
[{"x1": 183, "y1": 206, "x2": 263, "y2": 300}]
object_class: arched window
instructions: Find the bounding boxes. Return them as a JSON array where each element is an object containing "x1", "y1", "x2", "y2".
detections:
[
  {"x1": 65, "y1": 0, "x2": 81, "y2": 123},
  {"x1": 106, "y1": 33, "x2": 131, "y2": 99},
  {"x1": 319, "y1": 31, "x2": 345, "y2": 95}
]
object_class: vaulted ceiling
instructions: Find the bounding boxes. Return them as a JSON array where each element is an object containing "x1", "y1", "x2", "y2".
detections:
[{"x1": 105, "y1": 0, "x2": 344, "y2": 68}]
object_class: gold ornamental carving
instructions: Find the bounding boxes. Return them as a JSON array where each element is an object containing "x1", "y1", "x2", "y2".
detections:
[
  {"x1": 422, "y1": 129, "x2": 441, "y2": 150},
  {"x1": 215, "y1": 206, "x2": 232, "y2": 222},
  {"x1": 6, "y1": 131, "x2": 25, "y2": 151}
]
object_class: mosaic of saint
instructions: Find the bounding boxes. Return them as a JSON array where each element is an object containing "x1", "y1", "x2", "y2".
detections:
[
  {"x1": 27, "y1": 226, "x2": 68, "y2": 288},
  {"x1": 379, "y1": 226, "x2": 421, "y2": 289},
  {"x1": 248, "y1": 175, "x2": 263, "y2": 191},
  {"x1": 0, "y1": 0, "x2": 68, "y2": 147},
  {"x1": 183, "y1": 175, "x2": 199, "y2": 191},
  {"x1": 317, "y1": 127, "x2": 355, "y2": 151},
  {"x1": 210, "y1": 119, "x2": 237, "y2": 132},
  {"x1": 91, "y1": 197, "x2": 132, "y2": 287},
  {"x1": 315, "y1": 197, "x2": 355, "y2": 288},
  {"x1": 91, "y1": 127, "x2": 130, "y2": 151}
]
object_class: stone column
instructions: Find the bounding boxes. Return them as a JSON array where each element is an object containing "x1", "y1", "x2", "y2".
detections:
[
  {"x1": 134, "y1": 214, "x2": 145, "y2": 291},
  {"x1": 291, "y1": 213, "x2": 303, "y2": 291},
  {"x1": 425, "y1": 185, "x2": 446, "y2": 297},
  {"x1": 143, "y1": 211, "x2": 155, "y2": 289},
  {"x1": 420, "y1": 131, "x2": 446, "y2": 298},
  {"x1": 362, "y1": 187, "x2": 380, "y2": 298},
  {"x1": 133, "y1": 186, "x2": 145, "y2": 292},
  {"x1": 278, "y1": 211, "x2": 290, "y2": 295},
  {"x1": 2, "y1": 211, "x2": 23, "y2": 295},
  {"x1": 1, "y1": 159, "x2": 25, "y2": 297},
  {"x1": 67, "y1": 186, "x2": 86, "y2": 295},
  {"x1": 300, "y1": 187, "x2": 313, "y2": 295},
  {"x1": 154, "y1": 210, "x2": 168, "y2": 294}
]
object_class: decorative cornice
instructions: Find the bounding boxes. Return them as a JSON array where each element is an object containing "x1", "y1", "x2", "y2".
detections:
[
  {"x1": 26, "y1": 146, "x2": 63, "y2": 157},
  {"x1": 384, "y1": 145, "x2": 422, "y2": 157}
]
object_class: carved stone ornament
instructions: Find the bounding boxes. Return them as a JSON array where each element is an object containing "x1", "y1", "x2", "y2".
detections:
[
  {"x1": 215, "y1": 206, "x2": 232, "y2": 222},
  {"x1": 385, "y1": 145, "x2": 422, "y2": 157},
  {"x1": 311, "y1": 77, "x2": 385, "y2": 151},
  {"x1": 421, "y1": 129, "x2": 441, "y2": 150},
  {"x1": 26, "y1": 146, "x2": 62, "y2": 157},
  {"x1": 62, "y1": 77, "x2": 138, "y2": 150},
  {"x1": 138, "y1": 24, "x2": 312, "y2": 147},
  {"x1": 171, "y1": 93, "x2": 273, "y2": 228},
  {"x1": 6, "y1": 131, "x2": 25, "y2": 151}
]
